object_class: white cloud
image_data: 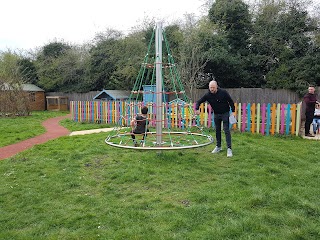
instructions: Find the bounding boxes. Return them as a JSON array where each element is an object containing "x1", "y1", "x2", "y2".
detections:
[{"x1": 0, "y1": 0, "x2": 205, "y2": 51}]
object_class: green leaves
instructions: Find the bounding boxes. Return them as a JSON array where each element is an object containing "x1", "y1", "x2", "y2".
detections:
[
  {"x1": 35, "y1": 43, "x2": 89, "y2": 92},
  {"x1": 209, "y1": 0, "x2": 252, "y2": 53}
]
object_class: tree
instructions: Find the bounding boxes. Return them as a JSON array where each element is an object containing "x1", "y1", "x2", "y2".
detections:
[
  {"x1": 248, "y1": 0, "x2": 319, "y2": 91},
  {"x1": 87, "y1": 31, "x2": 122, "y2": 90},
  {"x1": 205, "y1": 0, "x2": 254, "y2": 87},
  {"x1": 35, "y1": 41, "x2": 89, "y2": 92},
  {"x1": 0, "y1": 51, "x2": 21, "y2": 81},
  {"x1": 41, "y1": 42, "x2": 71, "y2": 58},
  {"x1": 17, "y1": 58, "x2": 38, "y2": 84},
  {"x1": 0, "y1": 51, "x2": 32, "y2": 115},
  {"x1": 209, "y1": 0, "x2": 252, "y2": 54},
  {"x1": 163, "y1": 24, "x2": 184, "y2": 63},
  {"x1": 178, "y1": 16, "x2": 213, "y2": 100},
  {"x1": 109, "y1": 31, "x2": 148, "y2": 90},
  {"x1": 250, "y1": 1, "x2": 319, "y2": 93},
  {"x1": 277, "y1": 6, "x2": 317, "y2": 57}
]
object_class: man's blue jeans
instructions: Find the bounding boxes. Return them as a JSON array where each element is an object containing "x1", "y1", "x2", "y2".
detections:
[{"x1": 214, "y1": 112, "x2": 232, "y2": 149}]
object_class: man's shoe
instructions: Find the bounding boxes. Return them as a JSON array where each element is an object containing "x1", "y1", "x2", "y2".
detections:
[
  {"x1": 211, "y1": 146, "x2": 222, "y2": 153},
  {"x1": 305, "y1": 133, "x2": 315, "y2": 137},
  {"x1": 227, "y1": 148, "x2": 233, "y2": 157}
]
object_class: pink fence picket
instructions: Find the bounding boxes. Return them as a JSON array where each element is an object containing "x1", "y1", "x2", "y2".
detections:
[{"x1": 280, "y1": 104, "x2": 285, "y2": 134}]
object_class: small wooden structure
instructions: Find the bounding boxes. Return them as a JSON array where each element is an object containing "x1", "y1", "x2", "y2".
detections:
[
  {"x1": 22, "y1": 84, "x2": 46, "y2": 111},
  {"x1": 46, "y1": 96, "x2": 68, "y2": 111},
  {"x1": 0, "y1": 83, "x2": 45, "y2": 114}
]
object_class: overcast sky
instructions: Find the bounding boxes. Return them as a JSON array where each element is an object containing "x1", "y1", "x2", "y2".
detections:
[
  {"x1": 0, "y1": 0, "x2": 206, "y2": 51},
  {"x1": 1, "y1": 0, "x2": 319, "y2": 52}
]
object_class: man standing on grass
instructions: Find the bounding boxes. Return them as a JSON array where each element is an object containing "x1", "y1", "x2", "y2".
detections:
[
  {"x1": 195, "y1": 80, "x2": 235, "y2": 157},
  {"x1": 303, "y1": 85, "x2": 319, "y2": 137}
]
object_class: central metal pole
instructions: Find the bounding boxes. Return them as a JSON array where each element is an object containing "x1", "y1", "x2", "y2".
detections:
[{"x1": 155, "y1": 22, "x2": 163, "y2": 145}]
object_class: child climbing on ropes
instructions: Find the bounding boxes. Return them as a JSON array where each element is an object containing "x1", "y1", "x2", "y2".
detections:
[{"x1": 131, "y1": 106, "x2": 149, "y2": 146}]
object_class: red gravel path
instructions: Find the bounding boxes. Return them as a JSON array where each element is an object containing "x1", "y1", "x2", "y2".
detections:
[{"x1": 0, "y1": 114, "x2": 71, "y2": 160}]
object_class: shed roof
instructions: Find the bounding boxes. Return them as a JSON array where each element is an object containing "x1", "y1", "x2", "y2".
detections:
[
  {"x1": 22, "y1": 84, "x2": 45, "y2": 92},
  {"x1": 0, "y1": 83, "x2": 44, "y2": 92},
  {"x1": 93, "y1": 89, "x2": 131, "y2": 100}
]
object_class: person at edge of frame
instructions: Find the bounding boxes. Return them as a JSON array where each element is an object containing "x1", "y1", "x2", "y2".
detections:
[
  {"x1": 303, "y1": 85, "x2": 319, "y2": 137},
  {"x1": 312, "y1": 103, "x2": 320, "y2": 135}
]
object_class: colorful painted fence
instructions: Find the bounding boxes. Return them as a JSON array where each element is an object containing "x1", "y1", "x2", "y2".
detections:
[{"x1": 70, "y1": 101, "x2": 302, "y2": 136}]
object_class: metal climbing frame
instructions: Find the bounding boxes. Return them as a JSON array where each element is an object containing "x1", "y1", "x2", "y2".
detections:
[{"x1": 105, "y1": 22, "x2": 213, "y2": 150}]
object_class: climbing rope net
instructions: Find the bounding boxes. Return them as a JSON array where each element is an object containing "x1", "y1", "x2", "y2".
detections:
[{"x1": 105, "y1": 23, "x2": 213, "y2": 150}]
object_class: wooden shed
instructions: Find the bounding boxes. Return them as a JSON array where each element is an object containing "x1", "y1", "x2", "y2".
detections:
[
  {"x1": 22, "y1": 84, "x2": 46, "y2": 111},
  {"x1": 46, "y1": 96, "x2": 68, "y2": 111}
]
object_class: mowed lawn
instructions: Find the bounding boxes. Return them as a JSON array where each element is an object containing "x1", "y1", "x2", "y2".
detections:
[{"x1": 0, "y1": 112, "x2": 319, "y2": 239}]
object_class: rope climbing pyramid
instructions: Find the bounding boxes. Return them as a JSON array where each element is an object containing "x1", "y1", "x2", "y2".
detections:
[{"x1": 105, "y1": 22, "x2": 213, "y2": 150}]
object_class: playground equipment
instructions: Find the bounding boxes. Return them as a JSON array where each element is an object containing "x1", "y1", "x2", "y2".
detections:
[{"x1": 105, "y1": 22, "x2": 214, "y2": 150}]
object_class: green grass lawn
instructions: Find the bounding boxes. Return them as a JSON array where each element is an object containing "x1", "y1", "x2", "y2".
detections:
[{"x1": 0, "y1": 112, "x2": 319, "y2": 239}]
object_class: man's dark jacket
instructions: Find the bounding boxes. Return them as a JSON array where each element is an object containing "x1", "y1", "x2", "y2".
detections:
[
  {"x1": 304, "y1": 93, "x2": 317, "y2": 114},
  {"x1": 196, "y1": 88, "x2": 235, "y2": 114}
]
